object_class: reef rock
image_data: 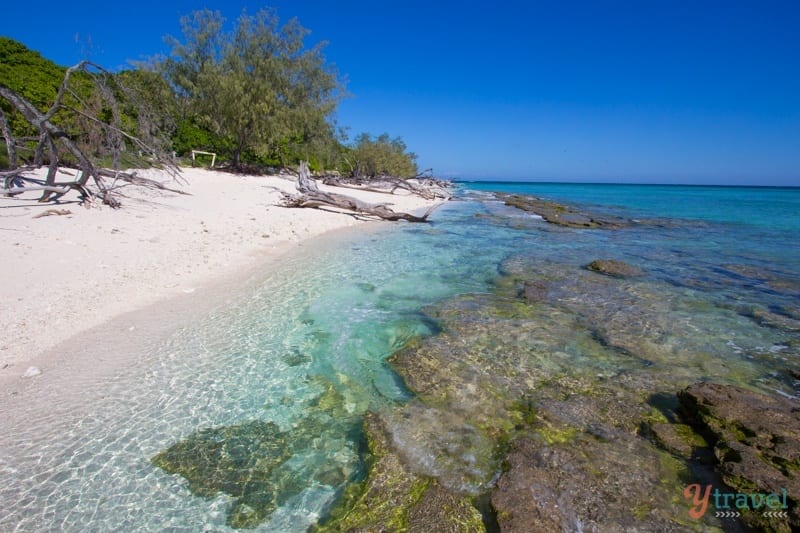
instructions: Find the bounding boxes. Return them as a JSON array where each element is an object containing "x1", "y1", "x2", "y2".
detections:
[
  {"x1": 678, "y1": 382, "x2": 800, "y2": 530},
  {"x1": 152, "y1": 420, "x2": 293, "y2": 528},
  {"x1": 586, "y1": 259, "x2": 644, "y2": 278},
  {"x1": 498, "y1": 193, "x2": 631, "y2": 229},
  {"x1": 522, "y1": 280, "x2": 549, "y2": 302},
  {"x1": 492, "y1": 433, "x2": 693, "y2": 531},
  {"x1": 319, "y1": 412, "x2": 484, "y2": 532}
]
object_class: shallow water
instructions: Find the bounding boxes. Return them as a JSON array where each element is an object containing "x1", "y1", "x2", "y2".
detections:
[{"x1": 1, "y1": 183, "x2": 798, "y2": 531}]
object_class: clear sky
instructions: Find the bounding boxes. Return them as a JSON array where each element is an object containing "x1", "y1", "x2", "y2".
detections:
[{"x1": 2, "y1": 1, "x2": 799, "y2": 185}]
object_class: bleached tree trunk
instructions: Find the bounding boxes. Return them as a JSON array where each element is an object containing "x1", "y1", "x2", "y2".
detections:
[
  {"x1": 0, "y1": 108, "x2": 17, "y2": 169},
  {"x1": 0, "y1": 61, "x2": 182, "y2": 207},
  {"x1": 281, "y1": 162, "x2": 439, "y2": 222}
]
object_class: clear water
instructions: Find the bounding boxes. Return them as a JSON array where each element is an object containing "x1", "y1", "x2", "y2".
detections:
[{"x1": 1, "y1": 183, "x2": 798, "y2": 531}]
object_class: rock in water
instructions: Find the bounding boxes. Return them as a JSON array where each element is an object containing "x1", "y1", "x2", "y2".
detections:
[
  {"x1": 678, "y1": 382, "x2": 800, "y2": 530},
  {"x1": 492, "y1": 432, "x2": 688, "y2": 531},
  {"x1": 152, "y1": 376, "x2": 364, "y2": 528},
  {"x1": 318, "y1": 412, "x2": 484, "y2": 532},
  {"x1": 522, "y1": 280, "x2": 549, "y2": 302},
  {"x1": 498, "y1": 193, "x2": 632, "y2": 229},
  {"x1": 152, "y1": 420, "x2": 293, "y2": 528},
  {"x1": 586, "y1": 259, "x2": 644, "y2": 278}
]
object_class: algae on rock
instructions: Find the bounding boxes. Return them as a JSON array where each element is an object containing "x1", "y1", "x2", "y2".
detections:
[
  {"x1": 152, "y1": 420, "x2": 292, "y2": 528},
  {"x1": 318, "y1": 412, "x2": 484, "y2": 532},
  {"x1": 152, "y1": 374, "x2": 364, "y2": 529}
]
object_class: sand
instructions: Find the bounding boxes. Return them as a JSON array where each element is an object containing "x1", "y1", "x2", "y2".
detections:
[{"x1": 0, "y1": 166, "x2": 442, "y2": 381}]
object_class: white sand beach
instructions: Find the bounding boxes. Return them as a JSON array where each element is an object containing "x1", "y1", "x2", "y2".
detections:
[{"x1": 0, "y1": 167, "x2": 442, "y2": 383}]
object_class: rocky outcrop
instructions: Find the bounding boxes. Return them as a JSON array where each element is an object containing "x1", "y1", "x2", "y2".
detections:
[
  {"x1": 498, "y1": 193, "x2": 632, "y2": 229},
  {"x1": 322, "y1": 252, "x2": 798, "y2": 532},
  {"x1": 318, "y1": 413, "x2": 484, "y2": 532},
  {"x1": 492, "y1": 434, "x2": 690, "y2": 532},
  {"x1": 678, "y1": 382, "x2": 800, "y2": 530},
  {"x1": 586, "y1": 259, "x2": 644, "y2": 278}
]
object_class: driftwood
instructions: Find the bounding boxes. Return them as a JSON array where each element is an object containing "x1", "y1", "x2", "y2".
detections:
[
  {"x1": 321, "y1": 174, "x2": 451, "y2": 201},
  {"x1": 0, "y1": 61, "x2": 182, "y2": 207},
  {"x1": 281, "y1": 162, "x2": 439, "y2": 222},
  {"x1": 1, "y1": 167, "x2": 188, "y2": 207}
]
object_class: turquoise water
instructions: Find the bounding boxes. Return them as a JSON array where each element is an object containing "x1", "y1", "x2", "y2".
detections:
[{"x1": 1, "y1": 182, "x2": 798, "y2": 530}]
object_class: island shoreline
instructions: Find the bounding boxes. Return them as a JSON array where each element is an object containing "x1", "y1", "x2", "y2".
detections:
[{"x1": 0, "y1": 167, "x2": 443, "y2": 396}]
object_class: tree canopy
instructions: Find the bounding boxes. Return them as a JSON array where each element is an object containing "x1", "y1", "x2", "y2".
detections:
[
  {"x1": 1, "y1": 10, "x2": 424, "y2": 180},
  {"x1": 345, "y1": 133, "x2": 419, "y2": 178},
  {"x1": 159, "y1": 9, "x2": 344, "y2": 169}
]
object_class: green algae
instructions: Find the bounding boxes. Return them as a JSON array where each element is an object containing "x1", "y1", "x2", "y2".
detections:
[
  {"x1": 318, "y1": 413, "x2": 484, "y2": 532},
  {"x1": 534, "y1": 421, "x2": 577, "y2": 446},
  {"x1": 151, "y1": 420, "x2": 292, "y2": 528},
  {"x1": 152, "y1": 374, "x2": 365, "y2": 529}
]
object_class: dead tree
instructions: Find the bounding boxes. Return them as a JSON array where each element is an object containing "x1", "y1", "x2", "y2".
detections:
[
  {"x1": 281, "y1": 162, "x2": 439, "y2": 222},
  {"x1": 0, "y1": 108, "x2": 17, "y2": 169},
  {"x1": 0, "y1": 61, "x2": 181, "y2": 206},
  {"x1": 321, "y1": 174, "x2": 451, "y2": 201}
]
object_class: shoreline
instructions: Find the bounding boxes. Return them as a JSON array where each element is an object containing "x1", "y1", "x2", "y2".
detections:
[
  {"x1": 0, "y1": 222, "x2": 380, "y2": 424},
  {"x1": 0, "y1": 167, "x2": 443, "y2": 385}
]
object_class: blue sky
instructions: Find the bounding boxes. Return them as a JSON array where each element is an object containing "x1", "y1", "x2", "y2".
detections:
[{"x1": 2, "y1": 1, "x2": 799, "y2": 185}]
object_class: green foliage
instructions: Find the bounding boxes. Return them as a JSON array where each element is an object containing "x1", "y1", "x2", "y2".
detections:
[
  {"x1": 0, "y1": 37, "x2": 64, "y2": 109},
  {"x1": 172, "y1": 118, "x2": 226, "y2": 155},
  {"x1": 160, "y1": 8, "x2": 345, "y2": 169},
  {"x1": 0, "y1": 37, "x2": 66, "y2": 140},
  {"x1": 115, "y1": 69, "x2": 179, "y2": 152},
  {"x1": 0, "y1": 38, "x2": 175, "y2": 169},
  {"x1": 345, "y1": 133, "x2": 418, "y2": 178}
]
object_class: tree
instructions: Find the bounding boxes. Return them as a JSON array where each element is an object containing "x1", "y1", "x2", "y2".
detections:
[
  {"x1": 0, "y1": 38, "x2": 175, "y2": 173},
  {"x1": 0, "y1": 37, "x2": 71, "y2": 167},
  {"x1": 345, "y1": 133, "x2": 419, "y2": 179},
  {"x1": 160, "y1": 9, "x2": 344, "y2": 169}
]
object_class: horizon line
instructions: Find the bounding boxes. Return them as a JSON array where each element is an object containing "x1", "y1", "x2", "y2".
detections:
[{"x1": 451, "y1": 178, "x2": 800, "y2": 189}]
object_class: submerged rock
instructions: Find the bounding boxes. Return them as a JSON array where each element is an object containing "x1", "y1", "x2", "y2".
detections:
[
  {"x1": 152, "y1": 420, "x2": 292, "y2": 528},
  {"x1": 498, "y1": 254, "x2": 785, "y2": 388},
  {"x1": 678, "y1": 382, "x2": 800, "y2": 530},
  {"x1": 741, "y1": 305, "x2": 800, "y2": 332},
  {"x1": 721, "y1": 264, "x2": 800, "y2": 296},
  {"x1": 586, "y1": 258, "x2": 644, "y2": 278},
  {"x1": 522, "y1": 280, "x2": 549, "y2": 302},
  {"x1": 153, "y1": 375, "x2": 363, "y2": 528},
  {"x1": 319, "y1": 412, "x2": 484, "y2": 532}
]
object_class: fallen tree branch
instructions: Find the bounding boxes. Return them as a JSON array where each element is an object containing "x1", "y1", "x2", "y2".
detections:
[
  {"x1": 1, "y1": 181, "x2": 93, "y2": 200},
  {"x1": 32, "y1": 208, "x2": 72, "y2": 219},
  {"x1": 281, "y1": 162, "x2": 437, "y2": 222},
  {"x1": 96, "y1": 168, "x2": 191, "y2": 195},
  {"x1": 320, "y1": 174, "x2": 451, "y2": 201},
  {"x1": 0, "y1": 60, "x2": 182, "y2": 208}
]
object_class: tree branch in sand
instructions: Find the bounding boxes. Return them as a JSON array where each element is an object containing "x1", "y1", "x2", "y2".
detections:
[
  {"x1": 0, "y1": 61, "x2": 182, "y2": 207},
  {"x1": 281, "y1": 162, "x2": 441, "y2": 222},
  {"x1": 320, "y1": 173, "x2": 451, "y2": 201},
  {"x1": 0, "y1": 108, "x2": 18, "y2": 170}
]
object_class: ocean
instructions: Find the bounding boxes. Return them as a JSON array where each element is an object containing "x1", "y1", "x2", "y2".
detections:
[{"x1": 1, "y1": 182, "x2": 798, "y2": 530}]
